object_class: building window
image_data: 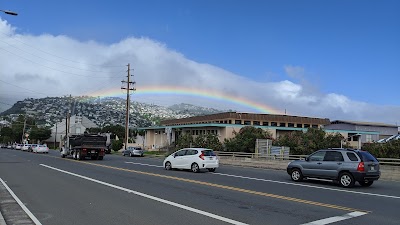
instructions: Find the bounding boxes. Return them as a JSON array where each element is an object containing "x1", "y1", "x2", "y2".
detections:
[
  {"x1": 312, "y1": 125, "x2": 318, "y2": 128},
  {"x1": 366, "y1": 134, "x2": 372, "y2": 143},
  {"x1": 244, "y1": 121, "x2": 251, "y2": 125},
  {"x1": 192, "y1": 130, "x2": 195, "y2": 135},
  {"x1": 196, "y1": 130, "x2": 199, "y2": 135},
  {"x1": 296, "y1": 124, "x2": 303, "y2": 128},
  {"x1": 253, "y1": 121, "x2": 260, "y2": 125},
  {"x1": 288, "y1": 123, "x2": 295, "y2": 127},
  {"x1": 304, "y1": 124, "x2": 310, "y2": 128},
  {"x1": 271, "y1": 122, "x2": 277, "y2": 126},
  {"x1": 235, "y1": 120, "x2": 242, "y2": 125},
  {"x1": 262, "y1": 121, "x2": 269, "y2": 126},
  {"x1": 279, "y1": 123, "x2": 286, "y2": 127}
]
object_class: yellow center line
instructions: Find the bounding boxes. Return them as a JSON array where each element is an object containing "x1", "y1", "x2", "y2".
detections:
[{"x1": 46, "y1": 154, "x2": 370, "y2": 213}]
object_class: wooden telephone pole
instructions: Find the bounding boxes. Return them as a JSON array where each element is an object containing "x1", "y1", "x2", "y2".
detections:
[{"x1": 121, "y1": 64, "x2": 135, "y2": 150}]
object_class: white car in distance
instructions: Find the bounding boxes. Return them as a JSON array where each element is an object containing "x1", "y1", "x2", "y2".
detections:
[
  {"x1": 32, "y1": 144, "x2": 49, "y2": 153},
  {"x1": 163, "y1": 148, "x2": 219, "y2": 173}
]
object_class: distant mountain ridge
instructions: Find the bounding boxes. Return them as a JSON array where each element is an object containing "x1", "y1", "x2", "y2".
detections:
[{"x1": 0, "y1": 96, "x2": 225, "y2": 127}]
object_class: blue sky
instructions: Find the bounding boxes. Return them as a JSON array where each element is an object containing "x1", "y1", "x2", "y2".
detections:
[{"x1": 0, "y1": 0, "x2": 399, "y2": 123}]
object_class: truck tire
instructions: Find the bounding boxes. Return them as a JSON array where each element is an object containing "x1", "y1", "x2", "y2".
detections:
[{"x1": 77, "y1": 151, "x2": 81, "y2": 160}]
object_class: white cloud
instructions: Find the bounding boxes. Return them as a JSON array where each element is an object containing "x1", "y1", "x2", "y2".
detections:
[{"x1": 0, "y1": 19, "x2": 399, "y2": 124}]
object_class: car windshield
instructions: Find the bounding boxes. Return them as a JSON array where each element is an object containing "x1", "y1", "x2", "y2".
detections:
[
  {"x1": 201, "y1": 150, "x2": 215, "y2": 156},
  {"x1": 358, "y1": 151, "x2": 378, "y2": 162}
]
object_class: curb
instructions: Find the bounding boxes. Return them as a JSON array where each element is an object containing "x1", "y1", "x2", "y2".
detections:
[
  {"x1": 0, "y1": 210, "x2": 6, "y2": 225},
  {"x1": 0, "y1": 179, "x2": 36, "y2": 225}
]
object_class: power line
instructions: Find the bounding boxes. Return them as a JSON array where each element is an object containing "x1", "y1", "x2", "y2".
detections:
[
  {"x1": 0, "y1": 46, "x2": 123, "y2": 78},
  {"x1": 0, "y1": 79, "x2": 49, "y2": 96},
  {"x1": 0, "y1": 31, "x2": 123, "y2": 68},
  {"x1": 0, "y1": 39, "x2": 126, "y2": 73}
]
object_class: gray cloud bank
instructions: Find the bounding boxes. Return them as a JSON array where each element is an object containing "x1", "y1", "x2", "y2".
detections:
[{"x1": 0, "y1": 19, "x2": 399, "y2": 125}]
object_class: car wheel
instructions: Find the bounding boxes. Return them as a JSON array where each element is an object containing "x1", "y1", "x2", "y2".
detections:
[
  {"x1": 77, "y1": 151, "x2": 81, "y2": 160},
  {"x1": 61, "y1": 154, "x2": 66, "y2": 158},
  {"x1": 191, "y1": 163, "x2": 200, "y2": 173},
  {"x1": 129, "y1": 153, "x2": 133, "y2": 157},
  {"x1": 290, "y1": 168, "x2": 303, "y2": 182},
  {"x1": 207, "y1": 168, "x2": 216, "y2": 172},
  {"x1": 339, "y1": 172, "x2": 355, "y2": 188},
  {"x1": 359, "y1": 180, "x2": 374, "y2": 187},
  {"x1": 165, "y1": 161, "x2": 172, "y2": 170}
]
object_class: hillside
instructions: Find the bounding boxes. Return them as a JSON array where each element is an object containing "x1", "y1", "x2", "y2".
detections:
[{"x1": 0, "y1": 96, "x2": 225, "y2": 127}]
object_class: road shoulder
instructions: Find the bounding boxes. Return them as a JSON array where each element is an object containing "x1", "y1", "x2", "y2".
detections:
[{"x1": 0, "y1": 178, "x2": 35, "y2": 225}]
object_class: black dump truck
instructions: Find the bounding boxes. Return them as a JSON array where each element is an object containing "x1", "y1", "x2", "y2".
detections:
[{"x1": 61, "y1": 133, "x2": 107, "y2": 160}]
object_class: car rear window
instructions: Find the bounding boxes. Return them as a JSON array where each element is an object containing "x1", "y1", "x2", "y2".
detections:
[
  {"x1": 202, "y1": 150, "x2": 216, "y2": 156},
  {"x1": 358, "y1": 151, "x2": 378, "y2": 162}
]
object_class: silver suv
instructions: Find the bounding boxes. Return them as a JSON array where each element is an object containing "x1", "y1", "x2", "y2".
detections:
[{"x1": 287, "y1": 148, "x2": 380, "y2": 188}]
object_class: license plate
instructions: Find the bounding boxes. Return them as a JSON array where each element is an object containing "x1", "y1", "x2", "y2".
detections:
[
  {"x1": 91, "y1": 150, "x2": 96, "y2": 153},
  {"x1": 370, "y1": 166, "x2": 375, "y2": 171}
]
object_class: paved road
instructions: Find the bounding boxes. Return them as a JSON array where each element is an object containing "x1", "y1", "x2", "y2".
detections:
[{"x1": 0, "y1": 148, "x2": 399, "y2": 225}]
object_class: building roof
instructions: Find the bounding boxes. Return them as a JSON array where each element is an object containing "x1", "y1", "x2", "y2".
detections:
[
  {"x1": 161, "y1": 112, "x2": 330, "y2": 126},
  {"x1": 330, "y1": 120, "x2": 398, "y2": 128}
]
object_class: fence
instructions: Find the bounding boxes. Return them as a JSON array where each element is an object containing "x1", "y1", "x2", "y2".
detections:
[{"x1": 215, "y1": 151, "x2": 400, "y2": 165}]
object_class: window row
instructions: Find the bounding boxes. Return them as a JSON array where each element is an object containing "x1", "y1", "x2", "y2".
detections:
[
  {"x1": 233, "y1": 120, "x2": 318, "y2": 128},
  {"x1": 189, "y1": 130, "x2": 218, "y2": 135}
]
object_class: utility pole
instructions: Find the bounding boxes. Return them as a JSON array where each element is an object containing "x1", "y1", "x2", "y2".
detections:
[
  {"x1": 21, "y1": 113, "x2": 27, "y2": 144},
  {"x1": 54, "y1": 122, "x2": 58, "y2": 149},
  {"x1": 121, "y1": 63, "x2": 135, "y2": 150}
]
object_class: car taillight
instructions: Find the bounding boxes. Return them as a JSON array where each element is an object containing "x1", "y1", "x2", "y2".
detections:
[
  {"x1": 199, "y1": 153, "x2": 205, "y2": 160},
  {"x1": 357, "y1": 162, "x2": 365, "y2": 172}
]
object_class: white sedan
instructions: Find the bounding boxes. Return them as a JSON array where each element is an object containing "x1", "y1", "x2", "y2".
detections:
[
  {"x1": 163, "y1": 148, "x2": 219, "y2": 173},
  {"x1": 32, "y1": 145, "x2": 49, "y2": 153}
]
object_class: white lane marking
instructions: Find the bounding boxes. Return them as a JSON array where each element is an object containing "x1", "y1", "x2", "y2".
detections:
[
  {"x1": 213, "y1": 173, "x2": 400, "y2": 200},
  {"x1": 40, "y1": 164, "x2": 248, "y2": 225},
  {"x1": 123, "y1": 161, "x2": 400, "y2": 200},
  {"x1": 301, "y1": 211, "x2": 367, "y2": 225},
  {"x1": 0, "y1": 178, "x2": 42, "y2": 225},
  {"x1": 125, "y1": 162, "x2": 163, "y2": 168},
  {"x1": 0, "y1": 205, "x2": 6, "y2": 225}
]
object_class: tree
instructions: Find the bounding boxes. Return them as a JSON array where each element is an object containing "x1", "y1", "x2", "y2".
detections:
[
  {"x1": 29, "y1": 126, "x2": 52, "y2": 143},
  {"x1": 111, "y1": 139, "x2": 124, "y2": 152},
  {"x1": 224, "y1": 126, "x2": 273, "y2": 152},
  {"x1": 175, "y1": 132, "x2": 193, "y2": 150},
  {"x1": 87, "y1": 127, "x2": 102, "y2": 133},
  {"x1": 363, "y1": 140, "x2": 400, "y2": 158},
  {"x1": 101, "y1": 125, "x2": 124, "y2": 140},
  {"x1": 193, "y1": 133, "x2": 224, "y2": 151},
  {"x1": 0, "y1": 127, "x2": 13, "y2": 144},
  {"x1": 273, "y1": 128, "x2": 346, "y2": 155}
]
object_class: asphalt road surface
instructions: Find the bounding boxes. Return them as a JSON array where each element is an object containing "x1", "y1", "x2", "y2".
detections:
[{"x1": 0, "y1": 148, "x2": 399, "y2": 225}]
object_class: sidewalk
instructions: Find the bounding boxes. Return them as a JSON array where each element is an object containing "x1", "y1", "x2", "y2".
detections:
[
  {"x1": 218, "y1": 156, "x2": 400, "y2": 182},
  {"x1": 0, "y1": 180, "x2": 35, "y2": 225}
]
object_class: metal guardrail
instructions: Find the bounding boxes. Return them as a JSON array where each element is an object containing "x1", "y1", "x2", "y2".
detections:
[{"x1": 215, "y1": 151, "x2": 400, "y2": 165}]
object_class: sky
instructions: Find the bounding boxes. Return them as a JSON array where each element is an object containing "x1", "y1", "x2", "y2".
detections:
[{"x1": 0, "y1": 0, "x2": 399, "y2": 124}]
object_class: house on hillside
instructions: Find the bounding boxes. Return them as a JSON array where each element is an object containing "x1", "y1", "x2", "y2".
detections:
[{"x1": 44, "y1": 115, "x2": 98, "y2": 148}]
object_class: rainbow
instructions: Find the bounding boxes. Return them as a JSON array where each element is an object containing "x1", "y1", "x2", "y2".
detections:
[{"x1": 88, "y1": 85, "x2": 283, "y2": 114}]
